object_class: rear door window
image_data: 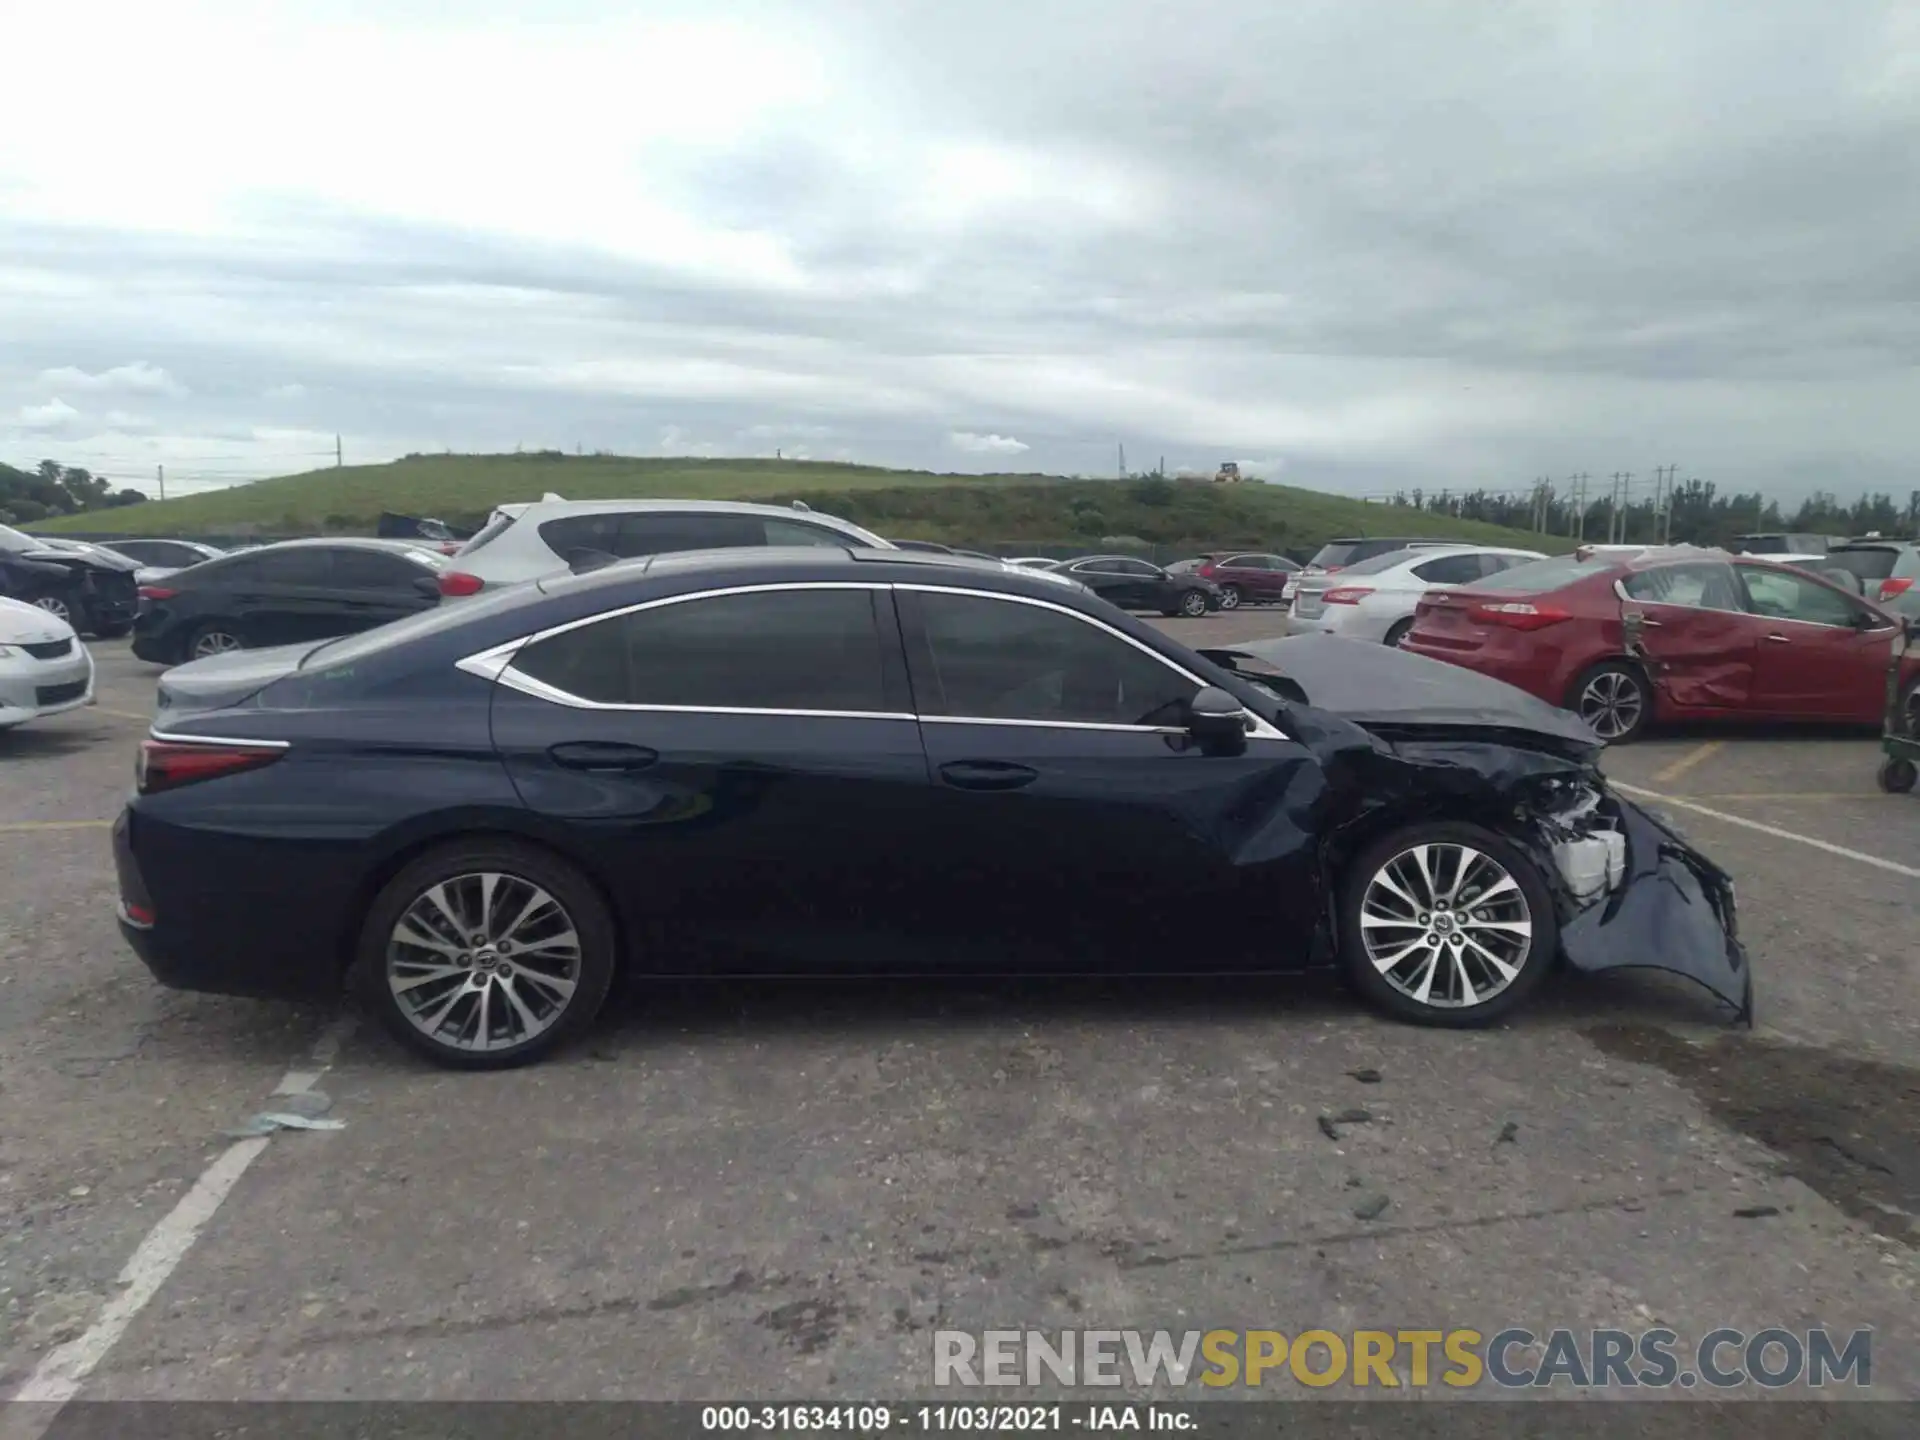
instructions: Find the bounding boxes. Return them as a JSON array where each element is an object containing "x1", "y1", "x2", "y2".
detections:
[
  {"x1": 248, "y1": 549, "x2": 334, "y2": 586},
  {"x1": 619, "y1": 512, "x2": 765, "y2": 558},
  {"x1": 331, "y1": 548, "x2": 428, "y2": 591},
  {"x1": 509, "y1": 587, "x2": 892, "y2": 712}
]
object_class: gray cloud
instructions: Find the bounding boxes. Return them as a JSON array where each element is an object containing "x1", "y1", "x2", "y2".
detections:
[{"x1": 1, "y1": 0, "x2": 1916, "y2": 502}]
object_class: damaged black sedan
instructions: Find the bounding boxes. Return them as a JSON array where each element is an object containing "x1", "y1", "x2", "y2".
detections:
[{"x1": 114, "y1": 547, "x2": 1752, "y2": 1069}]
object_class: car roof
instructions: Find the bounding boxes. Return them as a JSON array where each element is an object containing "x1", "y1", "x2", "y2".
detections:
[
  {"x1": 235, "y1": 536, "x2": 441, "y2": 554},
  {"x1": 532, "y1": 544, "x2": 1082, "y2": 604},
  {"x1": 507, "y1": 497, "x2": 872, "y2": 525}
]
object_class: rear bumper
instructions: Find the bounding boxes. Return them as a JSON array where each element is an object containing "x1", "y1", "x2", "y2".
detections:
[
  {"x1": 1400, "y1": 639, "x2": 1562, "y2": 702},
  {"x1": 112, "y1": 805, "x2": 347, "y2": 1001}
]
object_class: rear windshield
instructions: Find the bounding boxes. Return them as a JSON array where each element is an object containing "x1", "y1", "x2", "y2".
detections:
[
  {"x1": 1733, "y1": 535, "x2": 1791, "y2": 554},
  {"x1": 1331, "y1": 547, "x2": 1436, "y2": 577},
  {"x1": 1469, "y1": 555, "x2": 1614, "y2": 593},
  {"x1": 296, "y1": 584, "x2": 534, "y2": 670},
  {"x1": 455, "y1": 512, "x2": 521, "y2": 558},
  {"x1": 1307, "y1": 542, "x2": 1362, "y2": 568},
  {"x1": 1822, "y1": 546, "x2": 1899, "y2": 582}
]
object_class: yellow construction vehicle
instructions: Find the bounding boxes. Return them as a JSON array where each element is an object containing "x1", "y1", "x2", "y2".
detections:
[{"x1": 1214, "y1": 462, "x2": 1243, "y2": 483}]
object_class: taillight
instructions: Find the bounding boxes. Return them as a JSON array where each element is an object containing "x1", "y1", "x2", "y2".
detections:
[
  {"x1": 1322, "y1": 586, "x2": 1375, "y2": 604},
  {"x1": 137, "y1": 739, "x2": 283, "y2": 794},
  {"x1": 1879, "y1": 577, "x2": 1913, "y2": 601},
  {"x1": 1198, "y1": 562, "x2": 1216, "y2": 578},
  {"x1": 1466, "y1": 600, "x2": 1573, "y2": 631},
  {"x1": 439, "y1": 571, "x2": 485, "y2": 597},
  {"x1": 138, "y1": 585, "x2": 177, "y2": 601}
]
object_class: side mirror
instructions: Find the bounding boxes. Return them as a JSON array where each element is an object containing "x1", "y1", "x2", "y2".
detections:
[{"x1": 1187, "y1": 686, "x2": 1249, "y2": 756}]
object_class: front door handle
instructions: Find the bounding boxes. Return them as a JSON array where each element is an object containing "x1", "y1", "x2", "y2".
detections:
[
  {"x1": 549, "y1": 741, "x2": 659, "y2": 772},
  {"x1": 1765, "y1": 633, "x2": 1791, "y2": 644},
  {"x1": 938, "y1": 760, "x2": 1038, "y2": 792}
]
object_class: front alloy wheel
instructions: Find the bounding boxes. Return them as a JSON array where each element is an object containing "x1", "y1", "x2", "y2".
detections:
[
  {"x1": 359, "y1": 842, "x2": 616, "y2": 1068},
  {"x1": 1178, "y1": 589, "x2": 1208, "y2": 617},
  {"x1": 1339, "y1": 823, "x2": 1557, "y2": 1027},
  {"x1": 33, "y1": 595, "x2": 73, "y2": 625}
]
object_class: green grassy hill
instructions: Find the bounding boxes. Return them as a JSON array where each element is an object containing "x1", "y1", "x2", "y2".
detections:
[{"x1": 36, "y1": 452, "x2": 1571, "y2": 557}]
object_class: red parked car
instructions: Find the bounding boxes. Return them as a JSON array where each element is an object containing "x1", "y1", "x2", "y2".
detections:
[
  {"x1": 1401, "y1": 549, "x2": 1920, "y2": 742},
  {"x1": 1189, "y1": 551, "x2": 1301, "y2": 609}
]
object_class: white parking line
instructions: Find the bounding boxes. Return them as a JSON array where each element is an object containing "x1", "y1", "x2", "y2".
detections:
[
  {"x1": 5, "y1": 1015, "x2": 356, "y2": 1419},
  {"x1": 1613, "y1": 782, "x2": 1920, "y2": 880}
]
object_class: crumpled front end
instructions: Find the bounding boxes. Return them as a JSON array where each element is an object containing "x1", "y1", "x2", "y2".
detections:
[{"x1": 1518, "y1": 771, "x2": 1753, "y2": 1022}]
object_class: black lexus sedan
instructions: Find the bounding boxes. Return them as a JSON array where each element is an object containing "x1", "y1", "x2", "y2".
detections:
[
  {"x1": 1048, "y1": 555, "x2": 1222, "y2": 617},
  {"x1": 132, "y1": 537, "x2": 448, "y2": 663},
  {"x1": 116, "y1": 547, "x2": 1751, "y2": 1069}
]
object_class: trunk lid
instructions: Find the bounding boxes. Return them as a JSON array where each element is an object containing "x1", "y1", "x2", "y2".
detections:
[{"x1": 154, "y1": 641, "x2": 329, "y2": 724}]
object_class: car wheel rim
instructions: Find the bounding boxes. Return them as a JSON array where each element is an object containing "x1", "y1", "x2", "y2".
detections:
[
  {"x1": 1361, "y1": 843, "x2": 1533, "y2": 1009},
  {"x1": 1578, "y1": 672, "x2": 1642, "y2": 739},
  {"x1": 1220, "y1": 588, "x2": 1241, "y2": 609},
  {"x1": 1182, "y1": 592, "x2": 1206, "y2": 615},
  {"x1": 387, "y1": 871, "x2": 583, "y2": 1053},
  {"x1": 33, "y1": 597, "x2": 70, "y2": 622},
  {"x1": 192, "y1": 631, "x2": 242, "y2": 657}
]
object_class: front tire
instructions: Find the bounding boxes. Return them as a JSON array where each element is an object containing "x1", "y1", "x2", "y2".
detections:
[
  {"x1": 1171, "y1": 588, "x2": 1208, "y2": 618},
  {"x1": 1569, "y1": 661, "x2": 1651, "y2": 743},
  {"x1": 354, "y1": 840, "x2": 618, "y2": 1070},
  {"x1": 1338, "y1": 822, "x2": 1557, "y2": 1028},
  {"x1": 1218, "y1": 584, "x2": 1242, "y2": 610}
]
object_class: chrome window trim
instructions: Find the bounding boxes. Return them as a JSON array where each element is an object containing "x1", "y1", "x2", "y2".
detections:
[{"x1": 456, "y1": 577, "x2": 1291, "y2": 739}]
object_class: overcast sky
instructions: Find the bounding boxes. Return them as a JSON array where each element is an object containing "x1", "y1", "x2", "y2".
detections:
[{"x1": 2, "y1": 0, "x2": 1916, "y2": 503}]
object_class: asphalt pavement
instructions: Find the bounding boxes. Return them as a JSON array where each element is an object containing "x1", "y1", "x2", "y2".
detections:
[{"x1": 0, "y1": 620, "x2": 1915, "y2": 1415}]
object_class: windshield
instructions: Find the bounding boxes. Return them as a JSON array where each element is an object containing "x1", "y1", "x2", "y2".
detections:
[
  {"x1": 1469, "y1": 555, "x2": 1615, "y2": 593},
  {"x1": 1306, "y1": 542, "x2": 1361, "y2": 568},
  {"x1": 1822, "y1": 547, "x2": 1899, "y2": 583},
  {"x1": 1734, "y1": 535, "x2": 1790, "y2": 554}
]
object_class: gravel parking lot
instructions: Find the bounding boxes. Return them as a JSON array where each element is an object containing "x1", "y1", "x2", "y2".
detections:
[{"x1": 2, "y1": 621, "x2": 1916, "y2": 1411}]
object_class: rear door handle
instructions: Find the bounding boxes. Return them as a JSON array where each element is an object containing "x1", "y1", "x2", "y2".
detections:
[
  {"x1": 548, "y1": 741, "x2": 659, "y2": 772},
  {"x1": 1765, "y1": 633, "x2": 1791, "y2": 644},
  {"x1": 938, "y1": 760, "x2": 1038, "y2": 792}
]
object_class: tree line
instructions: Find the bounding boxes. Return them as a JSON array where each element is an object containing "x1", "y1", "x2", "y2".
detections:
[
  {"x1": 0, "y1": 460, "x2": 147, "y2": 525},
  {"x1": 1377, "y1": 478, "x2": 1920, "y2": 545}
]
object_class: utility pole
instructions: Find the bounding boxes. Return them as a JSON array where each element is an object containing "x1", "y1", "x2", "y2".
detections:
[
  {"x1": 156, "y1": 463, "x2": 165, "y2": 502},
  {"x1": 1569, "y1": 473, "x2": 1588, "y2": 539},
  {"x1": 335, "y1": 434, "x2": 343, "y2": 468},
  {"x1": 1118, "y1": 443, "x2": 1126, "y2": 479}
]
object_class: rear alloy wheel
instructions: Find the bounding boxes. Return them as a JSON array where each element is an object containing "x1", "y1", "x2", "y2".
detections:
[
  {"x1": 1339, "y1": 823, "x2": 1557, "y2": 1027},
  {"x1": 1177, "y1": 588, "x2": 1209, "y2": 618},
  {"x1": 1218, "y1": 584, "x2": 1243, "y2": 610},
  {"x1": 357, "y1": 841, "x2": 616, "y2": 1069},
  {"x1": 1383, "y1": 617, "x2": 1415, "y2": 648},
  {"x1": 32, "y1": 595, "x2": 74, "y2": 626},
  {"x1": 189, "y1": 624, "x2": 245, "y2": 659},
  {"x1": 1571, "y1": 662, "x2": 1651, "y2": 743}
]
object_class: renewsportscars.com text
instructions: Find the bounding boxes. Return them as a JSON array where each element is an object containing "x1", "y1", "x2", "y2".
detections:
[{"x1": 933, "y1": 1327, "x2": 1872, "y2": 1390}]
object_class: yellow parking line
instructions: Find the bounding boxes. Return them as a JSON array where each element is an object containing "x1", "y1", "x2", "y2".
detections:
[
  {"x1": 1650, "y1": 740, "x2": 1725, "y2": 785},
  {"x1": 0, "y1": 819, "x2": 113, "y2": 833},
  {"x1": 91, "y1": 707, "x2": 152, "y2": 723},
  {"x1": 1694, "y1": 792, "x2": 1859, "y2": 801}
]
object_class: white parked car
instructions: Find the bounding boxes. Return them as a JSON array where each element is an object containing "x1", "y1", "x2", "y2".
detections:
[
  {"x1": 1289, "y1": 544, "x2": 1549, "y2": 646},
  {"x1": 0, "y1": 594, "x2": 95, "y2": 730}
]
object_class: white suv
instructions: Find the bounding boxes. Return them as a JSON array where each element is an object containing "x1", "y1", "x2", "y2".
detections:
[{"x1": 438, "y1": 499, "x2": 895, "y2": 597}]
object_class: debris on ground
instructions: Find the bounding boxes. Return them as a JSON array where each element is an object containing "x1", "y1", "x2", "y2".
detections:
[
  {"x1": 226, "y1": 1112, "x2": 346, "y2": 1138},
  {"x1": 1496, "y1": 1121, "x2": 1519, "y2": 1144},
  {"x1": 1332, "y1": 1108, "x2": 1374, "y2": 1125},
  {"x1": 1352, "y1": 1194, "x2": 1391, "y2": 1222},
  {"x1": 1346, "y1": 1068, "x2": 1382, "y2": 1084},
  {"x1": 1316, "y1": 1115, "x2": 1340, "y2": 1141},
  {"x1": 1733, "y1": 1205, "x2": 1781, "y2": 1219}
]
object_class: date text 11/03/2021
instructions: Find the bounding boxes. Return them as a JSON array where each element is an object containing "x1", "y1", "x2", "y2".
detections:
[{"x1": 702, "y1": 1405, "x2": 1193, "y2": 1432}]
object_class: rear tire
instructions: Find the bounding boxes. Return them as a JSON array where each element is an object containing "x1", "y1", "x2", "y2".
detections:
[
  {"x1": 31, "y1": 595, "x2": 75, "y2": 627},
  {"x1": 1383, "y1": 617, "x2": 1414, "y2": 648},
  {"x1": 1569, "y1": 661, "x2": 1651, "y2": 743},
  {"x1": 1338, "y1": 822, "x2": 1558, "y2": 1028},
  {"x1": 187, "y1": 622, "x2": 246, "y2": 660},
  {"x1": 355, "y1": 839, "x2": 617, "y2": 1070}
]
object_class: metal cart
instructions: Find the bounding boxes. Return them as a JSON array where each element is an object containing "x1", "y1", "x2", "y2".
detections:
[{"x1": 1876, "y1": 616, "x2": 1919, "y2": 794}]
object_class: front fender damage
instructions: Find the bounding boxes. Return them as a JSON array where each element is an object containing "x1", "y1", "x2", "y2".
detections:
[{"x1": 1298, "y1": 715, "x2": 1753, "y2": 1023}]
